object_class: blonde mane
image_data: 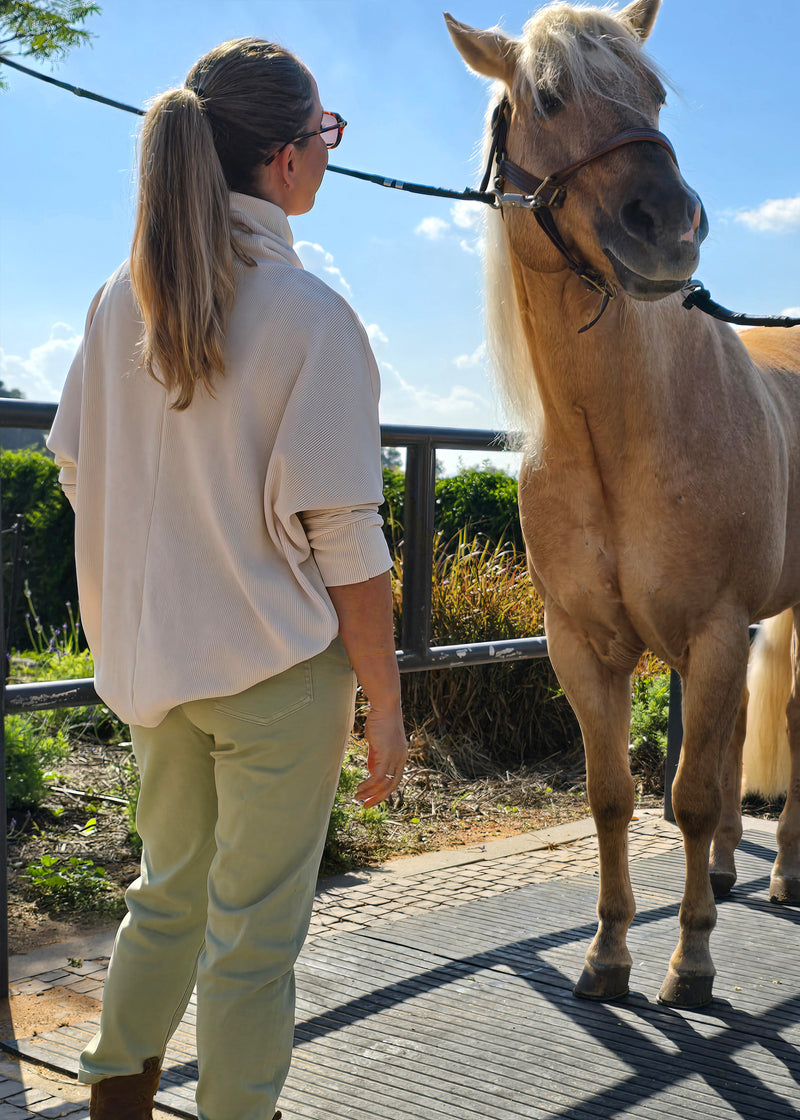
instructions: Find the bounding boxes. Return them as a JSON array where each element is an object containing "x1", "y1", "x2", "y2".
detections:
[{"x1": 483, "y1": 2, "x2": 665, "y2": 452}]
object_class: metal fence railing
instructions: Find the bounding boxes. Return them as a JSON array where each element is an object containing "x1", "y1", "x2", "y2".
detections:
[{"x1": 0, "y1": 398, "x2": 686, "y2": 995}]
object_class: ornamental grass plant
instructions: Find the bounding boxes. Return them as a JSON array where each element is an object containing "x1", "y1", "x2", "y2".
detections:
[{"x1": 391, "y1": 531, "x2": 580, "y2": 774}]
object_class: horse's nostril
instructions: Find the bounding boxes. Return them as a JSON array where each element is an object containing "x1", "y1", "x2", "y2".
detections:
[{"x1": 620, "y1": 198, "x2": 657, "y2": 244}]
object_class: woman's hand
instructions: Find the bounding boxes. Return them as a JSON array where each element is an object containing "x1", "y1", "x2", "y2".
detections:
[
  {"x1": 356, "y1": 704, "x2": 409, "y2": 807},
  {"x1": 326, "y1": 571, "x2": 407, "y2": 808}
]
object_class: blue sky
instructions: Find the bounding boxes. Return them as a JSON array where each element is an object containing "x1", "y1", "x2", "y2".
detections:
[{"x1": 1, "y1": 0, "x2": 799, "y2": 473}]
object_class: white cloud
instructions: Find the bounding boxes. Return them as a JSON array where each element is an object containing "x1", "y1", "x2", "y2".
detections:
[
  {"x1": 735, "y1": 195, "x2": 800, "y2": 233},
  {"x1": 380, "y1": 360, "x2": 491, "y2": 426},
  {"x1": 459, "y1": 237, "x2": 486, "y2": 256},
  {"x1": 450, "y1": 200, "x2": 483, "y2": 230},
  {"x1": 0, "y1": 323, "x2": 81, "y2": 401},
  {"x1": 365, "y1": 323, "x2": 388, "y2": 345},
  {"x1": 377, "y1": 359, "x2": 517, "y2": 475},
  {"x1": 414, "y1": 216, "x2": 450, "y2": 240},
  {"x1": 782, "y1": 306, "x2": 800, "y2": 318},
  {"x1": 454, "y1": 342, "x2": 487, "y2": 369},
  {"x1": 415, "y1": 206, "x2": 485, "y2": 254},
  {"x1": 294, "y1": 240, "x2": 354, "y2": 298}
]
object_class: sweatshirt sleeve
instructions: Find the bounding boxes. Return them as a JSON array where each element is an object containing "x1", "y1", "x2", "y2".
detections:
[
  {"x1": 263, "y1": 287, "x2": 392, "y2": 587},
  {"x1": 45, "y1": 286, "x2": 105, "y2": 510}
]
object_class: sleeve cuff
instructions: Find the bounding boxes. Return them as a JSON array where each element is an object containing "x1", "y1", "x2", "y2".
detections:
[
  {"x1": 58, "y1": 467, "x2": 77, "y2": 511},
  {"x1": 303, "y1": 509, "x2": 393, "y2": 587}
]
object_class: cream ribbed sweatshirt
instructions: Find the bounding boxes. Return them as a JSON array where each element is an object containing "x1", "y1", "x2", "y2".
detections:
[{"x1": 46, "y1": 193, "x2": 392, "y2": 728}]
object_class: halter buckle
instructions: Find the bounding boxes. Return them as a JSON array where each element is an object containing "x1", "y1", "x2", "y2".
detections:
[
  {"x1": 531, "y1": 177, "x2": 566, "y2": 209},
  {"x1": 492, "y1": 191, "x2": 545, "y2": 210}
]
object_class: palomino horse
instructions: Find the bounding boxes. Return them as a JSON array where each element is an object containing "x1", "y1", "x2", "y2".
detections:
[{"x1": 446, "y1": 0, "x2": 800, "y2": 1009}]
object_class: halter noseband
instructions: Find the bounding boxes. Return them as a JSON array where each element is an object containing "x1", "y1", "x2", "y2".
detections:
[{"x1": 483, "y1": 97, "x2": 680, "y2": 330}]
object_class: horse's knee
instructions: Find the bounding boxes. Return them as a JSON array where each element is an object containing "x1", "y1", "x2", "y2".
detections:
[
  {"x1": 671, "y1": 774, "x2": 721, "y2": 838},
  {"x1": 588, "y1": 777, "x2": 635, "y2": 831}
]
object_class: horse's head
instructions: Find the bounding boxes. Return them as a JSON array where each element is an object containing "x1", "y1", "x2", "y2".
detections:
[{"x1": 446, "y1": 0, "x2": 708, "y2": 302}]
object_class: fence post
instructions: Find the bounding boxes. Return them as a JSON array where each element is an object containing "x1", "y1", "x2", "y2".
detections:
[
  {"x1": 664, "y1": 668, "x2": 683, "y2": 824},
  {"x1": 401, "y1": 439, "x2": 436, "y2": 658}
]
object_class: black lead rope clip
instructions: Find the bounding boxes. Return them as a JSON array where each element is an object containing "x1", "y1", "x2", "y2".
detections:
[{"x1": 681, "y1": 281, "x2": 800, "y2": 329}]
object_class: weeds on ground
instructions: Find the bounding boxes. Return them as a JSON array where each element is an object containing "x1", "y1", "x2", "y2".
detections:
[
  {"x1": 24, "y1": 854, "x2": 123, "y2": 915},
  {"x1": 5, "y1": 715, "x2": 69, "y2": 808},
  {"x1": 322, "y1": 745, "x2": 389, "y2": 873},
  {"x1": 117, "y1": 750, "x2": 142, "y2": 852}
]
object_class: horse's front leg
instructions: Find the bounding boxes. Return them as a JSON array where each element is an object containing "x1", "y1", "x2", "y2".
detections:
[
  {"x1": 770, "y1": 606, "x2": 800, "y2": 903},
  {"x1": 709, "y1": 685, "x2": 748, "y2": 897},
  {"x1": 659, "y1": 619, "x2": 750, "y2": 1008},
  {"x1": 545, "y1": 601, "x2": 638, "y2": 1001}
]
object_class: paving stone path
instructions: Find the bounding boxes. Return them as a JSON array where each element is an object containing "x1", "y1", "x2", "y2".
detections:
[{"x1": 0, "y1": 810, "x2": 692, "y2": 1118}]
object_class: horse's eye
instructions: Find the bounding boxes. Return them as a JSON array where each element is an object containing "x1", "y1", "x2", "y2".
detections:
[{"x1": 535, "y1": 90, "x2": 562, "y2": 117}]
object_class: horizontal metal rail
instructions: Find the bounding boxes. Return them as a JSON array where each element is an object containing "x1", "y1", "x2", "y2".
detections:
[
  {"x1": 5, "y1": 678, "x2": 99, "y2": 712},
  {"x1": 3, "y1": 637, "x2": 553, "y2": 713},
  {"x1": 397, "y1": 635, "x2": 549, "y2": 672}
]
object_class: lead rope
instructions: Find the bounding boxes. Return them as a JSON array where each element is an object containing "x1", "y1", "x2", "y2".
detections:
[
  {"x1": 2, "y1": 55, "x2": 798, "y2": 331},
  {"x1": 681, "y1": 281, "x2": 800, "y2": 328}
]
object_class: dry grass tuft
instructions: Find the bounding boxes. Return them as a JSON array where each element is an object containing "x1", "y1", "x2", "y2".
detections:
[{"x1": 391, "y1": 533, "x2": 580, "y2": 773}]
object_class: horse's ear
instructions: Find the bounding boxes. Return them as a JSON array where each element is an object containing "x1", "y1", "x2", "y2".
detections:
[
  {"x1": 444, "y1": 13, "x2": 518, "y2": 86},
  {"x1": 618, "y1": 0, "x2": 661, "y2": 41}
]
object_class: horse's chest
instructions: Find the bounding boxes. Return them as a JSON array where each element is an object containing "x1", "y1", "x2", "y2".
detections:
[{"x1": 519, "y1": 469, "x2": 626, "y2": 627}]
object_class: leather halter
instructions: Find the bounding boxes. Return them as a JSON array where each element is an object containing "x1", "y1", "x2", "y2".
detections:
[{"x1": 483, "y1": 97, "x2": 680, "y2": 328}]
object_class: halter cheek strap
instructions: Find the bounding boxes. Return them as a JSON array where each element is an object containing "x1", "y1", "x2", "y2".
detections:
[{"x1": 486, "y1": 97, "x2": 680, "y2": 328}]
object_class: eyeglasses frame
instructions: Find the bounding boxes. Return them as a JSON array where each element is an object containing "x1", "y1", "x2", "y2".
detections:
[{"x1": 263, "y1": 111, "x2": 347, "y2": 167}]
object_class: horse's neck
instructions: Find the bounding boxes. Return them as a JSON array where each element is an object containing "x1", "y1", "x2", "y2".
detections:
[{"x1": 510, "y1": 260, "x2": 713, "y2": 460}]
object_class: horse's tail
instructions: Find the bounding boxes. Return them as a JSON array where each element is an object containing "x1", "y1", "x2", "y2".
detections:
[{"x1": 742, "y1": 609, "x2": 794, "y2": 797}]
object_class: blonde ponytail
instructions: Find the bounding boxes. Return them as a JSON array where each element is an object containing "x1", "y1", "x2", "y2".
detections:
[
  {"x1": 130, "y1": 39, "x2": 314, "y2": 410},
  {"x1": 131, "y1": 87, "x2": 235, "y2": 410}
]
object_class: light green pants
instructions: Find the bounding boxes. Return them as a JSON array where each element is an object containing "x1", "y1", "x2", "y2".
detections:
[{"x1": 79, "y1": 638, "x2": 356, "y2": 1120}]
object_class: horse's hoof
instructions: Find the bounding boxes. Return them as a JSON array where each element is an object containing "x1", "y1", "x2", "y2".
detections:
[
  {"x1": 573, "y1": 962, "x2": 630, "y2": 1002},
  {"x1": 657, "y1": 968, "x2": 714, "y2": 1009},
  {"x1": 709, "y1": 869, "x2": 736, "y2": 898},
  {"x1": 769, "y1": 874, "x2": 800, "y2": 905}
]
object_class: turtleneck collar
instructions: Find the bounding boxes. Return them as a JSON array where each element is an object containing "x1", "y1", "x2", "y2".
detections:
[{"x1": 229, "y1": 192, "x2": 302, "y2": 270}]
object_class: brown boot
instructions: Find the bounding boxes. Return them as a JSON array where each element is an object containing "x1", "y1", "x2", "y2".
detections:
[{"x1": 89, "y1": 1056, "x2": 161, "y2": 1119}]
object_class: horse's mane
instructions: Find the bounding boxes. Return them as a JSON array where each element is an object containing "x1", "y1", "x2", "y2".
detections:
[{"x1": 483, "y1": 2, "x2": 665, "y2": 453}]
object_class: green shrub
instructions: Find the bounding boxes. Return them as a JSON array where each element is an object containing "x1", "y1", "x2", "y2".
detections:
[
  {"x1": 434, "y1": 465, "x2": 523, "y2": 551},
  {"x1": 629, "y1": 671, "x2": 670, "y2": 793},
  {"x1": 1, "y1": 449, "x2": 78, "y2": 651},
  {"x1": 4, "y1": 715, "x2": 69, "y2": 808},
  {"x1": 380, "y1": 463, "x2": 522, "y2": 555},
  {"x1": 379, "y1": 466, "x2": 405, "y2": 552}
]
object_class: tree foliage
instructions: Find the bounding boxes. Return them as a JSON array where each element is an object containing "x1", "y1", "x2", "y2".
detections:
[
  {"x1": 1, "y1": 448, "x2": 78, "y2": 651},
  {"x1": 0, "y1": 1, "x2": 99, "y2": 87}
]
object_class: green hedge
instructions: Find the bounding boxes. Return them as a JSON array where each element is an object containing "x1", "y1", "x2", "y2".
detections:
[
  {"x1": 380, "y1": 464, "x2": 523, "y2": 553},
  {"x1": 1, "y1": 449, "x2": 78, "y2": 651}
]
